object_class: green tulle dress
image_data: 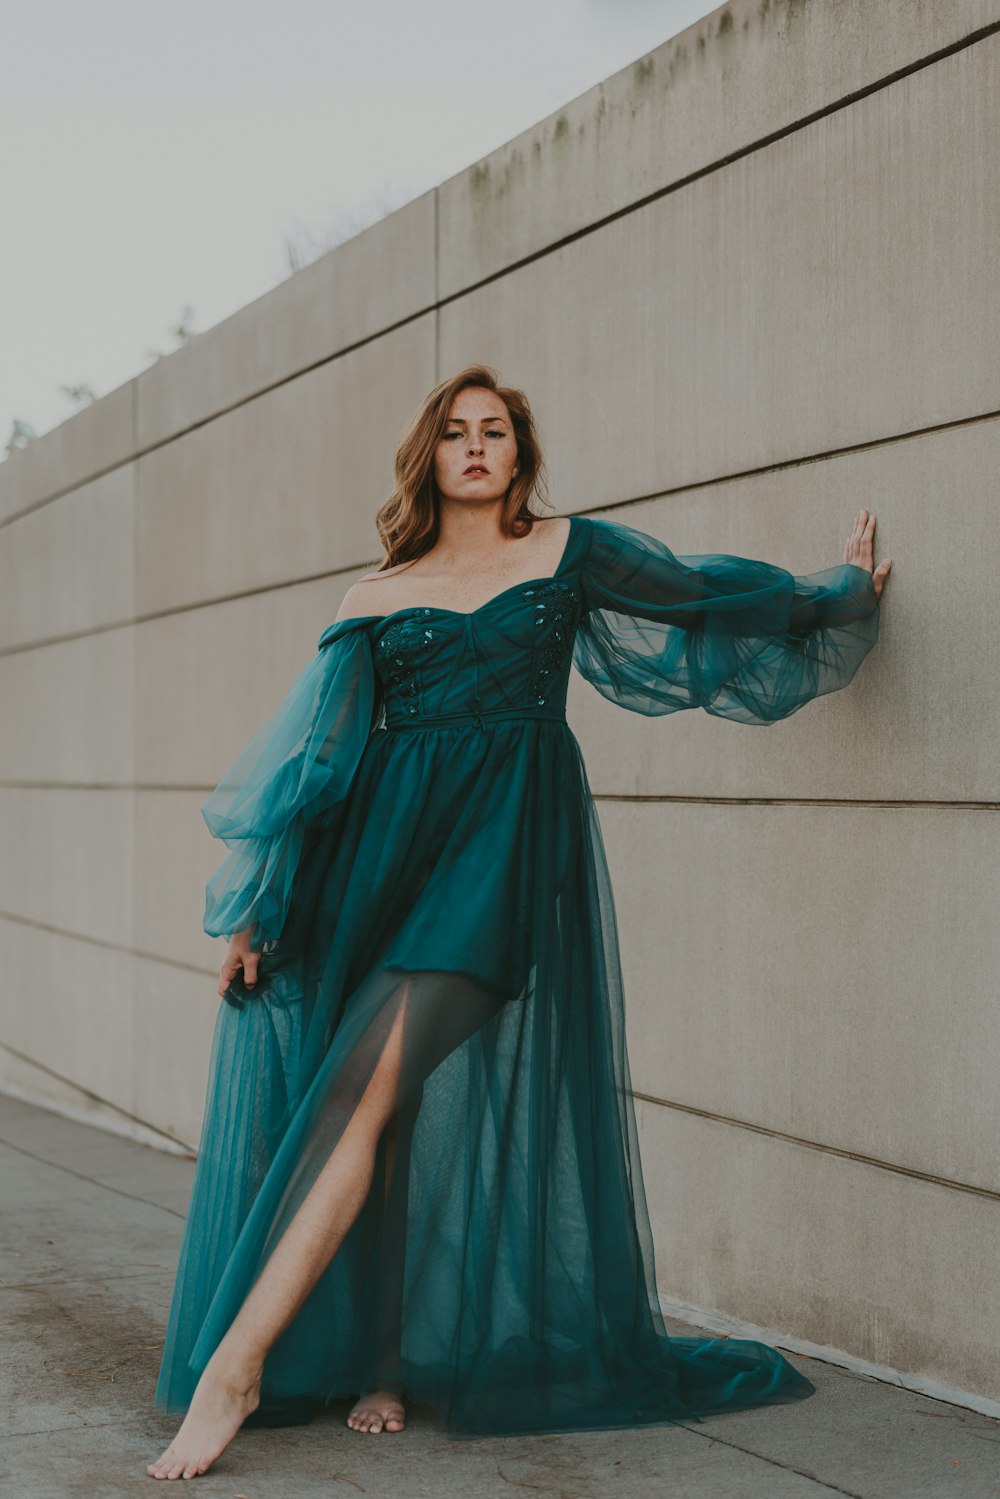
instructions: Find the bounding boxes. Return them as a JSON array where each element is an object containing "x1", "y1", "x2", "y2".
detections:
[{"x1": 154, "y1": 511, "x2": 880, "y2": 1438}]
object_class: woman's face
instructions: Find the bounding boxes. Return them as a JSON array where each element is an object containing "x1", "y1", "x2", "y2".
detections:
[{"x1": 432, "y1": 386, "x2": 519, "y2": 505}]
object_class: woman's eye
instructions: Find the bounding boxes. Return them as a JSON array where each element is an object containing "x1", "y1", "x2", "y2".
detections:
[{"x1": 443, "y1": 430, "x2": 507, "y2": 440}]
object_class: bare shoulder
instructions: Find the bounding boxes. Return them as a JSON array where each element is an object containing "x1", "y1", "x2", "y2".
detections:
[
  {"x1": 532, "y1": 514, "x2": 572, "y2": 566},
  {"x1": 334, "y1": 579, "x2": 388, "y2": 623},
  {"x1": 334, "y1": 583, "x2": 365, "y2": 623},
  {"x1": 335, "y1": 559, "x2": 419, "y2": 622},
  {"x1": 540, "y1": 514, "x2": 571, "y2": 546}
]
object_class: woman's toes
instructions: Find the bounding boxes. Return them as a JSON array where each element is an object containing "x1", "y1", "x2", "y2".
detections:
[{"x1": 347, "y1": 1392, "x2": 404, "y2": 1435}]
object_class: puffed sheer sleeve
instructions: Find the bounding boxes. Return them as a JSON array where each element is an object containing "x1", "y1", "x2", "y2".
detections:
[
  {"x1": 572, "y1": 515, "x2": 880, "y2": 724},
  {"x1": 200, "y1": 619, "x2": 380, "y2": 947}
]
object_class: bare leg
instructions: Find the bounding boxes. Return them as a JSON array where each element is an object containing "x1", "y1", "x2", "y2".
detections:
[
  {"x1": 346, "y1": 1102, "x2": 412, "y2": 1434},
  {"x1": 148, "y1": 1001, "x2": 411, "y2": 1480}
]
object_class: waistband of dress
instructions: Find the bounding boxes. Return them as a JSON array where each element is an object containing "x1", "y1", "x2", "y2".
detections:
[{"x1": 384, "y1": 702, "x2": 567, "y2": 733}]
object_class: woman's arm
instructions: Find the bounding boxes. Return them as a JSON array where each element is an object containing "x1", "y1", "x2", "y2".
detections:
[
  {"x1": 572, "y1": 510, "x2": 889, "y2": 725},
  {"x1": 201, "y1": 621, "x2": 378, "y2": 951}
]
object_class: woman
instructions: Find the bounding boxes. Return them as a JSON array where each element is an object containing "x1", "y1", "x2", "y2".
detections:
[{"x1": 148, "y1": 364, "x2": 890, "y2": 1480}]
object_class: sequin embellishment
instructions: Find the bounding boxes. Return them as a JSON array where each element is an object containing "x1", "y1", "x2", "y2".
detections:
[
  {"x1": 375, "y1": 615, "x2": 425, "y2": 716},
  {"x1": 523, "y1": 581, "x2": 580, "y2": 706}
]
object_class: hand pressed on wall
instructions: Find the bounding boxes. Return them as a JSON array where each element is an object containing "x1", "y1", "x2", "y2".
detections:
[{"x1": 845, "y1": 509, "x2": 892, "y2": 600}]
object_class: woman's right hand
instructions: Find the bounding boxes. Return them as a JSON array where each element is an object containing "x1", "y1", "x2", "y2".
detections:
[{"x1": 217, "y1": 928, "x2": 260, "y2": 998}]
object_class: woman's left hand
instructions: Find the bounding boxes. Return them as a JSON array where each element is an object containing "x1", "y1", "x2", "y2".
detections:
[{"x1": 845, "y1": 509, "x2": 892, "y2": 600}]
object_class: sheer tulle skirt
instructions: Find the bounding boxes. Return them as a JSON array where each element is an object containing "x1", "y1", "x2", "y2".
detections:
[{"x1": 155, "y1": 718, "x2": 815, "y2": 1437}]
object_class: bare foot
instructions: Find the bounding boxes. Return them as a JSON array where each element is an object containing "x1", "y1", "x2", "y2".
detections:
[
  {"x1": 346, "y1": 1389, "x2": 406, "y2": 1434},
  {"x1": 146, "y1": 1355, "x2": 263, "y2": 1479}
]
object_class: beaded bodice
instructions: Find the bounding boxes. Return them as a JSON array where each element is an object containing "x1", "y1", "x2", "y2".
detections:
[{"x1": 372, "y1": 575, "x2": 582, "y2": 730}]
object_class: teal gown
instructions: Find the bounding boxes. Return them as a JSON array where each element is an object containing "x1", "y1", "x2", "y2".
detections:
[{"x1": 154, "y1": 512, "x2": 880, "y2": 1438}]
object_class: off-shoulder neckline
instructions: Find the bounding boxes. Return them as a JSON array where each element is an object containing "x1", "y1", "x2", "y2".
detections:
[{"x1": 324, "y1": 514, "x2": 589, "y2": 641}]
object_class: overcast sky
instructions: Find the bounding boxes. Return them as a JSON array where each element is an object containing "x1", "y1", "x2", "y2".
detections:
[{"x1": 2, "y1": 0, "x2": 717, "y2": 449}]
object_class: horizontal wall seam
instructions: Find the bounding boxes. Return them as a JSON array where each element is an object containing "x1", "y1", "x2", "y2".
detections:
[
  {"x1": 5, "y1": 1030, "x2": 990, "y2": 1201},
  {"x1": 429, "y1": 18, "x2": 1000, "y2": 306},
  {"x1": 0, "y1": 910, "x2": 209, "y2": 977},
  {"x1": 3, "y1": 18, "x2": 998, "y2": 527},
  {"x1": 0, "y1": 789, "x2": 998, "y2": 810},
  {"x1": 0, "y1": 1040, "x2": 194, "y2": 1163},
  {"x1": 634, "y1": 1089, "x2": 1000, "y2": 1202},
  {"x1": 596, "y1": 795, "x2": 1000, "y2": 810},
  {"x1": 0, "y1": 293, "x2": 431, "y2": 529},
  {"x1": 4, "y1": 402, "x2": 1000, "y2": 658}
]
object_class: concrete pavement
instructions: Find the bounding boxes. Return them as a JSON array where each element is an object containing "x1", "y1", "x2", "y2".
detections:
[{"x1": 1, "y1": 1092, "x2": 998, "y2": 1499}]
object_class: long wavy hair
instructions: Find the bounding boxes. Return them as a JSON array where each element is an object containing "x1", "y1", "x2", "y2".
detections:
[{"x1": 367, "y1": 364, "x2": 552, "y2": 572}]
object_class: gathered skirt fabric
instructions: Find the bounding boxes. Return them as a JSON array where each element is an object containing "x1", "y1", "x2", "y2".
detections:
[{"x1": 157, "y1": 716, "x2": 814, "y2": 1436}]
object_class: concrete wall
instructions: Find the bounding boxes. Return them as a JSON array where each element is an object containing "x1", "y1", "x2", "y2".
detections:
[{"x1": 2, "y1": 0, "x2": 998, "y2": 1411}]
